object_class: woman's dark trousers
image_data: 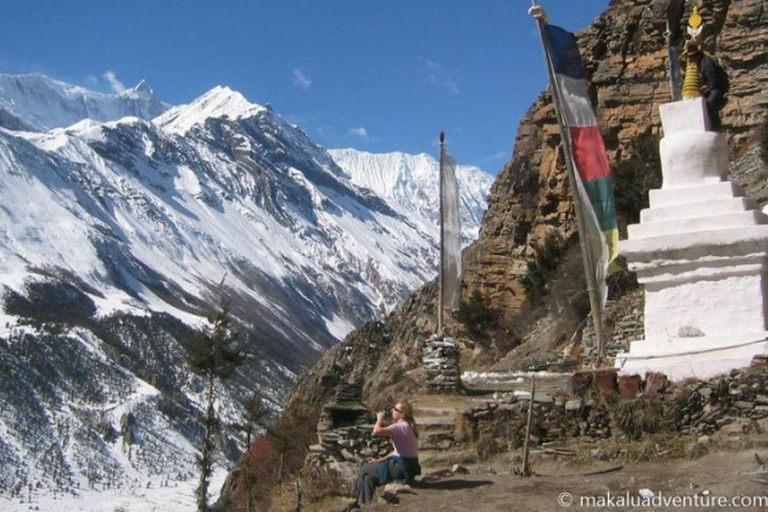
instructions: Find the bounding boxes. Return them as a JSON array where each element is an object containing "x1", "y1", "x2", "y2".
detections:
[{"x1": 351, "y1": 459, "x2": 407, "y2": 505}]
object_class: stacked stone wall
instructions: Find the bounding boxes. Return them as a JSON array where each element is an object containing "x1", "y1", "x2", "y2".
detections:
[{"x1": 462, "y1": 361, "x2": 768, "y2": 456}]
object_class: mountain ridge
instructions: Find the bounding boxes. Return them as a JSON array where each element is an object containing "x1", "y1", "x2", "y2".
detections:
[
  {"x1": 0, "y1": 73, "x2": 492, "y2": 510},
  {"x1": 0, "y1": 72, "x2": 168, "y2": 132},
  {"x1": 329, "y1": 147, "x2": 494, "y2": 243}
]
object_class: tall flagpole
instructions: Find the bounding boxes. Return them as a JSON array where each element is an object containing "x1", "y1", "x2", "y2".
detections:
[
  {"x1": 666, "y1": 0, "x2": 686, "y2": 102},
  {"x1": 438, "y1": 131, "x2": 446, "y2": 337},
  {"x1": 666, "y1": 19, "x2": 678, "y2": 101},
  {"x1": 530, "y1": 1, "x2": 606, "y2": 364}
]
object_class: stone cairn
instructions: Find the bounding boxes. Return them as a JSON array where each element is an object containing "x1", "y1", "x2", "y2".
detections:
[
  {"x1": 309, "y1": 382, "x2": 390, "y2": 475},
  {"x1": 423, "y1": 335, "x2": 461, "y2": 393}
]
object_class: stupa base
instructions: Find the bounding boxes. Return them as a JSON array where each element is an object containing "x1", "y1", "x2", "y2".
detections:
[{"x1": 616, "y1": 331, "x2": 768, "y2": 380}]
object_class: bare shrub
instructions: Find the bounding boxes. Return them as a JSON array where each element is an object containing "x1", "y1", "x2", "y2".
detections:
[{"x1": 299, "y1": 464, "x2": 346, "y2": 502}]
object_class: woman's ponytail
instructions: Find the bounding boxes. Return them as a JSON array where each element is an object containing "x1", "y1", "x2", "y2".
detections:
[{"x1": 399, "y1": 400, "x2": 419, "y2": 438}]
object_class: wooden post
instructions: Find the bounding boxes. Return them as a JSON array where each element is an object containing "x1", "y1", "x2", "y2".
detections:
[
  {"x1": 293, "y1": 477, "x2": 302, "y2": 511},
  {"x1": 438, "y1": 131, "x2": 445, "y2": 337},
  {"x1": 520, "y1": 376, "x2": 536, "y2": 476}
]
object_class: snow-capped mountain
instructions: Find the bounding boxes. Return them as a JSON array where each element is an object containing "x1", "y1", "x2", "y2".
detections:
[
  {"x1": 329, "y1": 148, "x2": 493, "y2": 243},
  {"x1": 0, "y1": 73, "x2": 168, "y2": 132},
  {"x1": 0, "y1": 74, "x2": 492, "y2": 510}
]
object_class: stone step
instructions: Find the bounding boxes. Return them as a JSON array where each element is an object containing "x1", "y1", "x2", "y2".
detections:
[
  {"x1": 648, "y1": 181, "x2": 740, "y2": 209},
  {"x1": 418, "y1": 449, "x2": 479, "y2": 467},
  {"x1": 414, "y1": 406, "x2": 459, "y2": 417},
  {"x1": 461, "y1": 379, "x2": 568, "y2": 394},
  {"x1": 418, "y1": 416, "x2": 457, "y2": 432},
  {"x1": 419, "y1": 432, "x2": 456, "y2": 451}
]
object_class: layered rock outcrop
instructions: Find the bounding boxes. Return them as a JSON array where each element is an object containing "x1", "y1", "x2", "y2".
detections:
[{"x1": 467, "y1": 0, "x2": 768, "y2": 312}]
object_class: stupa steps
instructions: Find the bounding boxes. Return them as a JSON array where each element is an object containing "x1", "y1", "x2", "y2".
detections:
[
  {"x1": 649, "y1": 181, "x2": 741, "y2": 208},
  {"x1": 629, "y1": 209, "x2": 768, "y2": 239},
  {"x1": 641, "y1": 196, "x2": 757, "y2": 223}
]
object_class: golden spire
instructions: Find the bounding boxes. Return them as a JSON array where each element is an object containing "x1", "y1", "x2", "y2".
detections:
[
  {"x1": 682, "y1": 5, "x2": 704, "y2": 100},
  {"x1": 682, "y1": 58, "x2": 701, "y2": 99}
]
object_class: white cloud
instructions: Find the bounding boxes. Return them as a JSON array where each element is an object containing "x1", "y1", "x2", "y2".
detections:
[
  {"x1": 292, "y1": 69, "x2": 312, "y2": 90},
  {"x1": 349, "y1": 127, "x2": 368, "y2": 139},
  {"x1": 103, "y1": 70, "x2": 125, "y2": 93},
  {"x1": 422, "y1": 59, "x2": 460, "y2": 95},
  {"x1": 481, "y1": 150, "x2": 509, "y2": 163}
]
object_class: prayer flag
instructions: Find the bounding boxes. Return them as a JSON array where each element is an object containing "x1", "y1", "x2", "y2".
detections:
[
  {"x1": 440, "y1": 143, "x2": 462, "y2": 312},
  {"x1": 542, "y1": 24, "x2": 619, "y2": 305}
]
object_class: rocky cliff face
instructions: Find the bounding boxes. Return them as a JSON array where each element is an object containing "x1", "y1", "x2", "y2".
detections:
[
  {"x1": 282, "y1": 0, "x2": 768, "y2": 412},
  {"x1": 468, "y1": 0, "x2": 768, "y2": 313}
]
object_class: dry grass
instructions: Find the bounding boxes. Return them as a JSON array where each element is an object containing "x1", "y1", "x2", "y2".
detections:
[
  {"x1": 582, "y1": 386, "x2": 620, "y2": 409},
  {"x1": 299, "y1": 464, "x2": 346, "y2": 502},
  {"x1": 613, "y1": 397, "x2": 665, "y2": 440},
  {"x1": 454, "y1": 416, "x2": 473, "y2": 444},
  {"x1": 265, "y1": 480, "x2": 303, "y2": 512},
  {"x1": 268, "y1": 473, "x2": 353, "y2": 512},
  {"x1": 570, "y1": 432, "x2": 694, "y2": 464}
]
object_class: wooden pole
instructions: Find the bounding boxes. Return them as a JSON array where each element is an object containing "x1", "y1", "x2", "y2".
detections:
[
  {"x1": 438, "y1": 131, "x2": 445, "y2": 337},
  {"x1": 520, "y1": 376, "x2": 536, "y2": 476},
  {"x1": 666, "y1": 20, "x2": 678, "y2": 101}
]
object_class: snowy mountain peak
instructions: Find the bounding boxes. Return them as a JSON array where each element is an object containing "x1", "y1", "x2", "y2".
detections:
[
  {"x1": 120, "y1": 79, "x2": 155, "y2": 101},
  {"x1": 155, "y1": 85, "x2": 267, "y2": 134},
  {"x1": 329, "y1": 148, "x2": 493, "y2": 242},
  {"x1": 0, "y1": 73, "x2": 168, "y2": 131}
]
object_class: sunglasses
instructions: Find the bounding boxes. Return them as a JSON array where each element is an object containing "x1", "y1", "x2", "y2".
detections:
[{"x1": 392, "y1": 406, "x2": 403, "y2": 413}]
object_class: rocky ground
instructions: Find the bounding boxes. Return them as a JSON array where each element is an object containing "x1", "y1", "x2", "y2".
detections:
[
  {"x1": 363, "y1": 445, "x2": 768, "y2": 512},
  {"x1": 310, "y1": 436, "x2": 768, "y2": 512},
  {"x1": 288, "y1": 368, "x2": 768, "y2": 512}
]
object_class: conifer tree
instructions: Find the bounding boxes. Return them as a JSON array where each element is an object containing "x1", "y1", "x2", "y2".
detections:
[{"x1": 188, "y1": 299, "x2": 244, "y2": 512}]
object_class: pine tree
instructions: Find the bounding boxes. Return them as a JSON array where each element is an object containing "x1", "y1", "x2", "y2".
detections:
[{"x1": 188, "y1": 299, "x2": 244, "y2": 512}]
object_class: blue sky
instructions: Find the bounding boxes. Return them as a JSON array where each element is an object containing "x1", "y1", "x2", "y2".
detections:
[{"x1": 0, "y1": 0, "x2": 608, "y2": 175}]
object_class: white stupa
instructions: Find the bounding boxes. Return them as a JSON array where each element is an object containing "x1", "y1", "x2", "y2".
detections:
[{"x1": 615, "y1": 97, "x2": 768, "y2": 380}]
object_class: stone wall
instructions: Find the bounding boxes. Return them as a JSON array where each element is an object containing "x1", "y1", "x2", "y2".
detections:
[
  {"x1": 309, "y1": 423, "x2": 391, "y2": 478},
  {"x1": 461, "y1": 360, "x2": 768, "y2": 457},
  {"x1": 581, "y1": 289, "x2": 645, "y2": 364}
]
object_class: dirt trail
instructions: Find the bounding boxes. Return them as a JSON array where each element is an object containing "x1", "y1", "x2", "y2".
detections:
[{"x1": 315, "y1": 444, "x2": 768, "y2": 511}]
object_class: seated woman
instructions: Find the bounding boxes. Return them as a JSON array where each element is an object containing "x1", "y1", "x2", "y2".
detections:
[{"x1": 348, "y1": 400, "x2": 421, "y2": 509}]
